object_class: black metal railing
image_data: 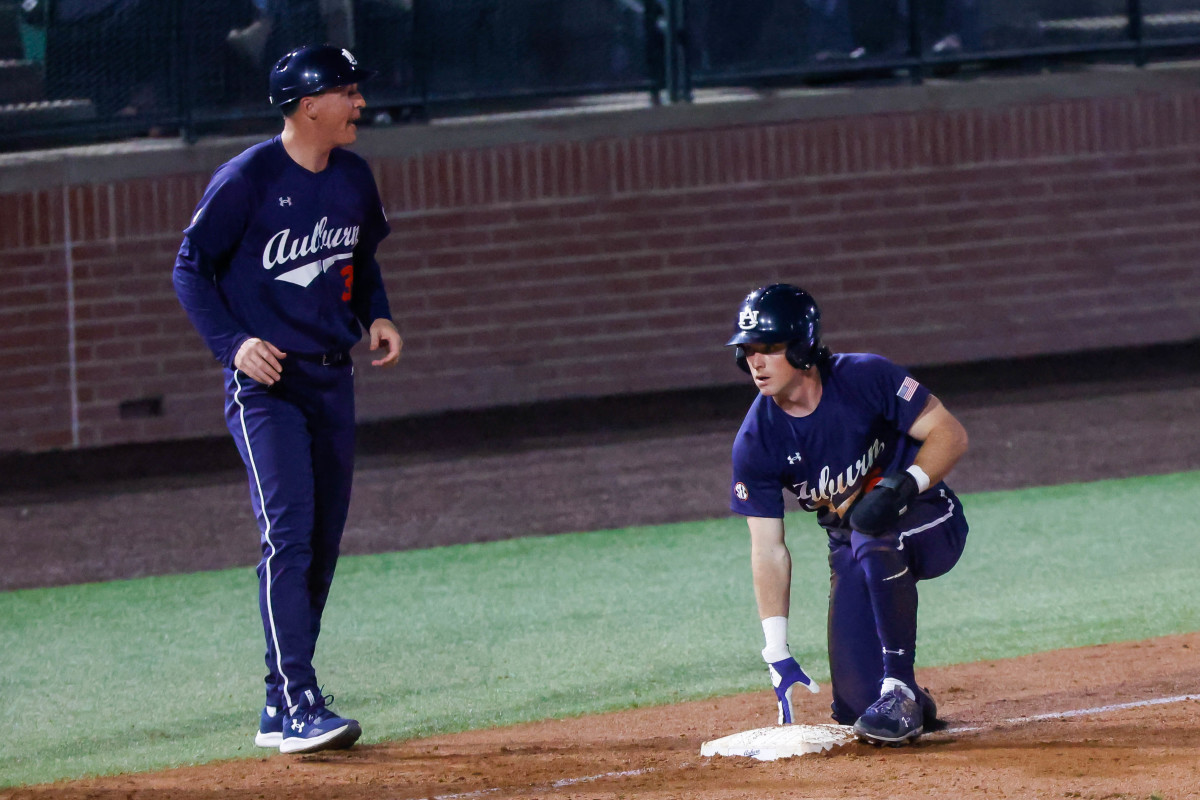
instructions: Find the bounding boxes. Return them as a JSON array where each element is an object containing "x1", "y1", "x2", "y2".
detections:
[{"x1": 2, "y1": 0, "x2": 1200, "y2": 150}]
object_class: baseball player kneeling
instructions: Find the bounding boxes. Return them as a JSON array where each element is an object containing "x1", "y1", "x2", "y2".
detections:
[{"x1": 726, "y1": 284, "x2": 969, "y2": 746}]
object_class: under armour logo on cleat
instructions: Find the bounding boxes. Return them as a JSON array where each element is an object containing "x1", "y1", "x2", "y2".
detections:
[{"x1": 291, "y1": 719, "x2": 305, "y2": 733}]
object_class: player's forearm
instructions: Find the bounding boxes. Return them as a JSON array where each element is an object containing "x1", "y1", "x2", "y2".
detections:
[
  {"x1": 748, "y1": 516, "x2": 791, "y2": 617},
  {"x1": 912, "y1": 416, "x2": 969, "y2": 487},
  {"x1": 750, "y1": 544, "x2": 791, "y2": 619},
  {"x1": 349, "y1": 250, "x2": 392, "y2": 328},
  {"x1": 173, "y1": 238, "x2": 251, "y2": 368}
]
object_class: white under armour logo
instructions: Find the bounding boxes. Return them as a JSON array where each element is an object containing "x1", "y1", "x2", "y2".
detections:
[
  {"x1": 738, "y1": 309, "x2": 759, "y2": 330},
  {"x1": 290, "y1": 719, "x2": 305, "y2": 732},
  {"x1": 787, "y1": 452, "x2": 802, "y2": 465},
  {"x1": 279, "y1": 196, "x2": 292, "y2": 206}
]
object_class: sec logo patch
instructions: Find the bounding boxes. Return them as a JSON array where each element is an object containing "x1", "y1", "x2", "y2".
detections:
[{"x1": 734, "y1": 482, "x2": 749, "y2": 501}]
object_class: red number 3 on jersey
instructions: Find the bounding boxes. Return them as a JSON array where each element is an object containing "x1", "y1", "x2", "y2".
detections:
[{"x1": 340, "y1": 264, "x2": 354, "y2": 301}]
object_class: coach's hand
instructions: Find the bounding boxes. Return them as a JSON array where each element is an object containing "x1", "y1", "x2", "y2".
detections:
[
  {"x1": 849, "y1": 472, "x2": 919, "y2": 536},
  {"x1": 234, "y1": 337, "x2": 286, "y2": 385},
  {"x1": 767, "y1": 657, "x2": 820, "y2": 725},
  {"x1": 369, "y1": 318, "x2": 403, "y2": 367}
]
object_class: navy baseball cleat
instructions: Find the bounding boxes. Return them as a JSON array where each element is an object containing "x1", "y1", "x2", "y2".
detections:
[
  {"x1": 914, "y1": 685, "x2": 945, "y2": 731},
  {"x1": 853, "y1": 688, "x2": 924, "y2": 745},
  {"x1": 255, "y1": 705, "x2": 283, "y2": 748},
  {"x1": 280, "y1": 692, "x2": 362, "y2": 754}
]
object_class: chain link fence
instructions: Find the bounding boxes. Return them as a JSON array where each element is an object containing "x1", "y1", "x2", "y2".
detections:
[{"x1": 1, "y1": 0, "x2": 1199, "y2": 149}]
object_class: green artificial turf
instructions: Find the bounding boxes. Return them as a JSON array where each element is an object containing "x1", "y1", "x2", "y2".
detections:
[{"x1": 1, "y1": 470, "x2": 1197, "y2": 787}]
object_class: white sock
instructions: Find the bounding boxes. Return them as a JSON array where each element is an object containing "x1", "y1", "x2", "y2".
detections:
[
  {"x1": 760, "y1": 616, "x2": 791, "y2": 662},
  {"x1": 881, "y1": 677, "x2": 916, "y2": 700}
]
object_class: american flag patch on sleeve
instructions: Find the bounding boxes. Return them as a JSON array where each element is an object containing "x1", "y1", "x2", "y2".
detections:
[{"x1": 896, "y1": 376, "x2": 919, "y2": 401}]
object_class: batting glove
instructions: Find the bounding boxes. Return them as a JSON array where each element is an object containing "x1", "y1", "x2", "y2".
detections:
[
  {"x1": 849, "y1": 471, "x2": 919, "y2": 536},
  {"x1": 767, "y1": 657, "x2": 820, "y2": 725}
]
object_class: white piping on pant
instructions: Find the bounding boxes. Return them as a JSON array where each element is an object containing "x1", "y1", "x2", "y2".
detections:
[
  {"x1": 233, "y1": 371, "x2": 293, "y2": 710},
  {"x1": 897, "y1": 489, "x2": 956, "y2": 549}
]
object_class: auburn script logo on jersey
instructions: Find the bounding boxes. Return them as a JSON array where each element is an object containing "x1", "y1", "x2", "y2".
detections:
[
  {"x1": 262, "y1": 217, "x2": 360, "y2": 290},
  {"x1": 790, "y1": 438, "x2": 886, "y2": 514}
]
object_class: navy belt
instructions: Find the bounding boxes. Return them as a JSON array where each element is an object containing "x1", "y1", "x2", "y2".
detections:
[{"x1": 290, "y1": 350, "x2": 351, "y2": 366}]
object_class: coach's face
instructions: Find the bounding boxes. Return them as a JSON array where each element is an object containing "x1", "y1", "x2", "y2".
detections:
[
  {"x1": 742, "y1": 342, "x2": 802, "y2": 397},
  {"x1": 311, "y1": 84, "x2": 366, "y2": 146}
]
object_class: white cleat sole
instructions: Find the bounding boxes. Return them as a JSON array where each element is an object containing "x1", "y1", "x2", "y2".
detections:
[{"x1": 254, "y1": 731, "x2": 283, "y2": 748}]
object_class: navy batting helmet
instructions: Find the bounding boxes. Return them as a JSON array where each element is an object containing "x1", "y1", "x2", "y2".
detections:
[
  {"x1": 269, "y1": 44, "x2": 376, "y2": 107},
  {"x1": 726, "y1": 284, "x2": 829, "y2": 373}
]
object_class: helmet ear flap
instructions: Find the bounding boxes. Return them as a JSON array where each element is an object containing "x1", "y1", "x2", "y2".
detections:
[
  {"x1": 734, "y1": 345, "x2": 751, "y2": 374},
  {"x1": 785, "y1": 340, "x2": 814, "y2": 370}
]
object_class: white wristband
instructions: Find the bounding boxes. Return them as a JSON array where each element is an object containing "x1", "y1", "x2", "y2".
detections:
[
  {"x1": 761, "y1": 616, "x2": 791, "y2": 663},
  {"x1": 906, "y1": 464, "x2": 931, "y2": 493}
]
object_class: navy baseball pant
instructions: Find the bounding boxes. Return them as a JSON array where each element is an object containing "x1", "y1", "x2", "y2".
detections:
[
  {"x1": 224, "y1": 357, "x2": 356, "y2": 712},
  {"x1": 826, "y1": 487, "x2": 968, "y2": 724}
]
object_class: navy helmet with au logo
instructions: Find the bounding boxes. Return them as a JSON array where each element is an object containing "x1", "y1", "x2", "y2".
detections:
[
  {"x1": 269, "y1": 44, "x2": 376, "y2": 108},
  {"x1": 726, "y1": 284, "x2": 830, "y2": 373}
]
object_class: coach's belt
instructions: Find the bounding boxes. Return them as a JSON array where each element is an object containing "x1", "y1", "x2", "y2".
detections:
[{"x1": 291, "y1": 350, "x2": 351, "y2": 366}]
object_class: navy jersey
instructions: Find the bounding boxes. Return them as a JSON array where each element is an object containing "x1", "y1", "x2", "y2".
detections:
[
  {"x1": 174, "y1": 136, "x2": 392, "y2": 367},
  {"x1": 730, "y1": 353, "x2": 933, "y2": 523}
]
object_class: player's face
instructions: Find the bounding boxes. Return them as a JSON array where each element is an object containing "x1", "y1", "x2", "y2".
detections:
[
  {"x1": 311, "y1": 84, "x2": 367, "y2": 146},
  {"x1": 742, "y1": 342, "x2": 802, "y2": 396}
]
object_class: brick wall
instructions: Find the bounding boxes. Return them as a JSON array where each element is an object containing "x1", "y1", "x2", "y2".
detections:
[{"x1": 3, "y1": 75, "x2": 1200, "y2": 453}]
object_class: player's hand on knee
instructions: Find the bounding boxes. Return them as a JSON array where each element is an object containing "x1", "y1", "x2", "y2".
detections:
[
  {"x1": 234, "y1": 337, "x2": 286, "y2": 385},
  {"x1": 849, "y1": 471, "x2": 919, "y2": 536},
  {"x1": 767, "y1": 657, "x2": 820, "y2": 725}
]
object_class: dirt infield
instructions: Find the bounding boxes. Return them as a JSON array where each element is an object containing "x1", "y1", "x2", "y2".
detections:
[
  {"x1": 2, "y1": 344, "x2": 1199, "y2": 796},
  {"x1": 7, "y1": 634, "x2": 1199, "y2": 799}
]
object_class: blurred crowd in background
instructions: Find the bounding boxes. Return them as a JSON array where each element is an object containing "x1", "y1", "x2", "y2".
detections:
[{"x1": 1, "y1": 0, "x2": 1197, "y2": 144}]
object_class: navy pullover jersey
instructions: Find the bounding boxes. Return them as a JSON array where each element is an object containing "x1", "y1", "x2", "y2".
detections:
[
  {"x1": 730, "y1": 353, "x2": 934, "y2": 525},
  {"x1": 173, "y1": 136, "x2": 392, "y2": 368}
]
